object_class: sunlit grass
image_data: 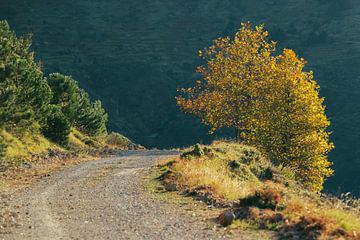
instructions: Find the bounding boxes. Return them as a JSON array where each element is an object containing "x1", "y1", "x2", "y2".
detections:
[
  {"x1": 105, "y1": 132, "x2": 131, "y2": 148},
  {"x1": 174, "y1": 156, "x2": 257, "y2": 200},
  {"x1": 68, "y1": 128, "x2": 88, "y2": 149},
  {"x1": 230, "y1": 219, "x2": 259, "y2": 230},
  {"x1": 162, "y1": 141, "x2": 360, "y2": 238},
  {"x1": 172, "y1": 141, "x2": 267, "y2": 201},
  {"x1": 1, "y1": 129, "x2": 59, "y2": 159},
  {"x1": 324, "y1": 209, "x2": 360, "y2": 232}
]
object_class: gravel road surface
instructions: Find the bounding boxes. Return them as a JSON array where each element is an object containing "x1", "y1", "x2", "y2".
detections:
[{"x1": 1, "y1": 150, "x2": 268, "y2": 240}]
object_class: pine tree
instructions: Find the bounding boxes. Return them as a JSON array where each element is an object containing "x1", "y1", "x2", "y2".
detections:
[
  {"x1": 41, "y1": 105, "x2": 70, "y2": 146},
  {"x1": 76, "y1": 99, "x2": 108, "y2": 136},
  {"x1": 47, "y1": 73, "x2": 82, "y2": 125},
  {"x1": 47, "y1": 73, "x2": 108, "y2": 136},
  {"x1": 0, "y1": 20, "x2": 51, "y2": 128},
  {"x1": 88, "y1": 100, "x2": 108, "y2": 136}
]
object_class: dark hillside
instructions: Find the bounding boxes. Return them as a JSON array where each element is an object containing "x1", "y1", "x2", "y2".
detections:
[{"x1": 1, "y1": 0, "x2": 359, "y2": 195}]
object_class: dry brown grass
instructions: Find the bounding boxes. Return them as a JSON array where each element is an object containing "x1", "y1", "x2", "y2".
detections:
[
  {"x1": 170, "y1": 141, "x2": 267, "y2": 201},
  {"x1": 172, "y1": 156, "x2": 255, "y2": 200},
  {"x1": 160, "y1": 141, "x2": 360, "y2": 239}
]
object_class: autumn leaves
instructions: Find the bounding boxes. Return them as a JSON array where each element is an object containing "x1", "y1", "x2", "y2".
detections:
[{"x1": 177, "y1": 23, "x2": 333, "y2": 191}]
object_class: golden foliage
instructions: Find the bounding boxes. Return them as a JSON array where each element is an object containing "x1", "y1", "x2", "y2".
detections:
[{"x1": 176, "y1": 22, "x2": 333, "y2": 191}]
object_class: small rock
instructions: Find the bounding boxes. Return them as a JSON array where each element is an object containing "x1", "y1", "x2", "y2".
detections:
[
  {"x1": 22, "y1": 161, "x2": 32, "y2": 169},
  {"x1": 218, "y1": 210, "x2": 235, "y2": 227},
  {"x1": 271, "y1": 212, "x2": 285, "y2": 223},
  {"x1": 164, "y1": 182, "x2": 177, "y2": 191},
  {"x1": 156, "y1": 186, "x2": 165, "y2": 191}
]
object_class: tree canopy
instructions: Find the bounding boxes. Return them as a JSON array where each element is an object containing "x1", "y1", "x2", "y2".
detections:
[{"x1": 177, "y1": 23, "x2": 334, "y2": 191}]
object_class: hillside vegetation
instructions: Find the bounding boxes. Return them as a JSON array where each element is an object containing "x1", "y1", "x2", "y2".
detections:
[
  {"x1": 0, "y1": 20, "x2": 133, "y2": 178},
  {"x1": 158, "y1": 142, "x2": 360, "y2": 239},
  {"x1": 155, "y1": 23, "x2": 359, "y2": 238},
  {"x1": 0, "y1": 0, "x2": 360, "y2": 194},
  {"x1": 177, "y1": 23, "x2": 333, "y2": 192},
  {"x1": 0, "y1": 0, "x2": 359, "y2": 194}
]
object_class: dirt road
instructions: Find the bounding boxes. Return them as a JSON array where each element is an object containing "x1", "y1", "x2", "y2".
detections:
[{"x1": 1, "y1": 150, "x2": 270, "y2": 240}]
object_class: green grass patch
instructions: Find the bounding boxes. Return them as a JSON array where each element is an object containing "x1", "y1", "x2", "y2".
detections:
[
  {"x1": 324, "y1": 209, "x2": 360, "y2": 232},
  {"x1": 1, "y1": 129, "x2": 60, "y2": 160}
]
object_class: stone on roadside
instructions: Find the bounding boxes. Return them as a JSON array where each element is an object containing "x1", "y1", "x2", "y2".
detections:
[
  {"x1": 218, "y1": 210, "x2": 235, "y2": 227},
  {"x1": 164, "y1": 182, "x2": 177, "y2": 191}
]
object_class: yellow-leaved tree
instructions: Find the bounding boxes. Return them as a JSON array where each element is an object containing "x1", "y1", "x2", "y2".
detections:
[{"x1": 176, "y1": 22, "x2": 334, "y2": 191}]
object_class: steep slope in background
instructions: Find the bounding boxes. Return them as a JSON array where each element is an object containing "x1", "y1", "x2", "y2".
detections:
[{"x1": 1, "y1": 0, "x2": 360, "y2": 195}]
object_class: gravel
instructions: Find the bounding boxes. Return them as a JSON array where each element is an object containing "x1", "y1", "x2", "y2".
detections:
[{"x1": 0, "y1": 150, "x2": 267, "y2": 240}]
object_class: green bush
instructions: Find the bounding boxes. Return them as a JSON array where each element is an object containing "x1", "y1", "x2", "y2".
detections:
[
  {"x1": 0, "y1": 135, "x2": 7, "y2": 171},
  {"x1": 181, "y1": 143, "x2": 204, "y2": 158},
  {"x1": 228, "y1": 148, "x2": 273, "y2": 181},
  {"x1": 230, "y1": 162, "x2": 259, "y2": 182},
  {"x1": 0, "y1": 134, "x2": 6, "y2": 159},
  {"x1": 41, "y1": 105, "x2": 70, "y2": 146},
  {"x1": 106, "y1": 132, "x2": 131, "y2": 147},
  {"x1": 240, "y1": 188, "x2": 283, "y2": 210}
]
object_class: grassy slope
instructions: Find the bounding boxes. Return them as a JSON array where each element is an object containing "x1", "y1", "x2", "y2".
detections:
[
  {"x1": 0, "y1": 129, "x2": 133, "y2": 192},
  {"x1": 145, "y1": 160, "x2": 275, "y2": 240},
  {"x1": 157, "y1": 141, "x2": 360, "y2": 239},
  {"x1": 1, "y1": 129, "x2": 61, "y2": 162}
]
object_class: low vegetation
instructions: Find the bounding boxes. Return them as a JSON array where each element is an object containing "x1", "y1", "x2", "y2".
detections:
[
  {"x1": 158, "y1": 141, "x2": 360, "y2": 239},
  {"x1": 105, "y1": 132, "x2": 133, "y2": 148}
]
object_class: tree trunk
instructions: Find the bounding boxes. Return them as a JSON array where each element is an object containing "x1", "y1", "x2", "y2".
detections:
[{"x1": 234, "y1": 128, "x2": 239, "y2": 142}]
